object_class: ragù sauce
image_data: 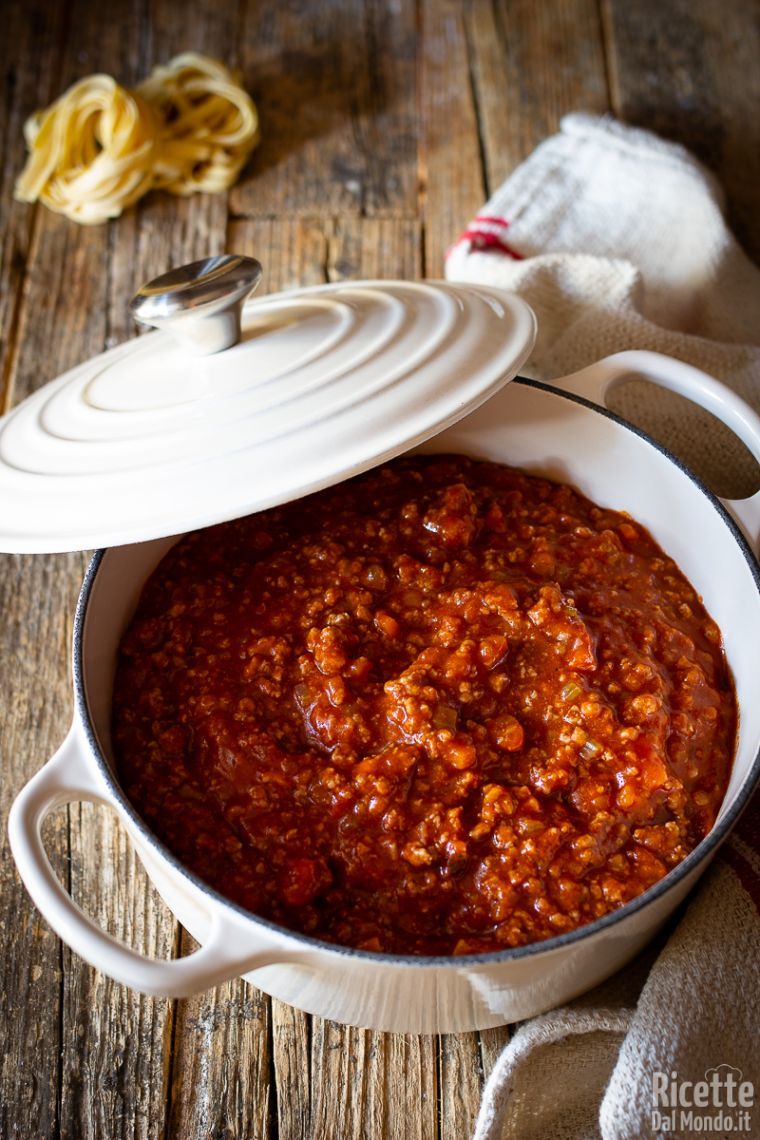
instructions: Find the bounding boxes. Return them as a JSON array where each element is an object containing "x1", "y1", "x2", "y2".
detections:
[{"x1": 112, "y1": 456, "x2": 736, "y2": 955}]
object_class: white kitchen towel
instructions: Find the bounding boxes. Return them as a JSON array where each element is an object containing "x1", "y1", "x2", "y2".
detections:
[
  {"x1": 445, "y1": 113, "x2": 760, "y2": 386},
  {"x1": 445, "y1": 114, "x2": 760, "y2": 1140}
]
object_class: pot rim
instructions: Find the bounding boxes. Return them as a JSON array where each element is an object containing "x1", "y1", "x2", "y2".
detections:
[{"x1": 73, "y1": 376, "x2": 760, "y2": 968}]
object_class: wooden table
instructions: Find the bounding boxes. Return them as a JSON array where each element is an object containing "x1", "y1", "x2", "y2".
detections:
[{"x1": 1, "y1": 2, "x2": 757, "y2": 1136}]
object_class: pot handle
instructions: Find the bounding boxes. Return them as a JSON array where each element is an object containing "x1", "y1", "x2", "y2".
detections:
[
  {"x1": 8, "y1": 727, "x2": 292, "y2": 998},
  {"x1": 553, "y1": 350, "x2": 760, "y2": 554}
]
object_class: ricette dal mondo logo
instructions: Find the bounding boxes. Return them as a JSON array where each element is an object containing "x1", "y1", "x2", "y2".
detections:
[{"x1": 651, "y1": 1064, "x2": 755, "y2": 1134}]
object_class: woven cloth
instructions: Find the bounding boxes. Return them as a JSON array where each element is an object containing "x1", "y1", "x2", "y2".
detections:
[{"x1": 444, "y1": 114, "x2": 760, "y2": 1140}]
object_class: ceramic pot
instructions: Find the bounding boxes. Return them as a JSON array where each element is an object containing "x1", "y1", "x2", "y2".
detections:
[{"x1": 9, "y1": 350, "x2": 760, "y2": 1033}]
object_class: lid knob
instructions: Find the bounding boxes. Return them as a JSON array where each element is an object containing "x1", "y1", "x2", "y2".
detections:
[{"x1": 129, "y1": 255, "x2": 263, "y2": 355}]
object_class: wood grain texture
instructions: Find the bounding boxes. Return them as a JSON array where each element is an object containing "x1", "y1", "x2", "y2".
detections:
[
  {"x1": 479, "y1": 1025, "x2": 511, "y2": 1080},
  {"x1": 0, "y1": 0, "x2": 67, "y2": 411},
  {"x1": 328, "y1": 215, "x2": 423, "y2": 281},
  {"x1": 439, "y1": 1031, "x2": 484, "y2": 1140},
  {"x1": 228, "y1": 216, "x2": 330, "y2": 294},
  {"x1": 271, "y1": 1000, "x2": 312, "y2": 1140},
  {"x1": 603, "y1": 0, "x2": 760, "y2": 261},
  {"x1": 418, "y1": 0, "x2": 486, "y2": 275},
  {"x1": 0, "y1": 20, "x2": 118, "y2": 1130},
  {"x1": 1, "y1": 193, "x2": 115, "y2": 1140},
  {"x1": 466, "y1": 0, "x2": 610, "y2": 193},
  {"x1": 231, "y1": 0, "x2": 418, "y2": 218},
  {"x1": 61, "y1": 806, "x2": 177, "y2": 1140},
  {"x1": 167, "y1": 978, "x2": 272, "y2": 1140},
  {"x1": 310, "y1": 1022, "x2": 438, "y2": 1140}
]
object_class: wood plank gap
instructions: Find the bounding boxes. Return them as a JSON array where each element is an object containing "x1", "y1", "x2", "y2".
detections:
[
  {"x1": 461, "y1": 6, "x2": 492, "y2": 200},
  {"x1": 0, "y1": 206, "x2": 37, "y2": 414},
  {"x1": 597, "y1": 0, "x2": 621, "y2": 115},
  {"x1": 306, "y1": 1005, "x2": 313, "y2": 1119},
  {"x1": 357, "y1": 0, "x2": 375, "y2": 218},
  {"x1": 322, "y1": 219, "x2": 335, "y2": 284},
  {"x1": 477, "y1": 1030, "x2": 488, "y2": 1093},
  {"x1": 54, "y1": 811, "x2": 73, "y2": 1140},
  {"x1": 434, "y1": 1034, "x2": 442, "y2": 1140},
  {"x1": 413, "y1": 0, "x2": 427, "y2": 279},
  {"x1": 103, "y1": 221, "x2": 117, "y2": 348},
  {"x1": 161, "y1": 993, "x2": 180, "y2": 1140},
  {"x1": 478, "y1": 1024, "x2": 510, "y2": 1087},
  {"x1": 414, "y1": 0, "x2": 427, "y2": 224},
  {"x1": 267, "y1": 998, "x2": 280, "y2": 1140},
  {"x1": 162, "y1": 915, "x2": 192, "y2": 1140}
]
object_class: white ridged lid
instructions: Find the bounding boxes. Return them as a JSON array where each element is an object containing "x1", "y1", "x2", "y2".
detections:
[{"x1": 0, "y1": 257, "x2": 536, "y2": 552}]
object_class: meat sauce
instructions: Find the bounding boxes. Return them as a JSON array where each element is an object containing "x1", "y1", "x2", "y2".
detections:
[{"x1": 112, "y1": 456, "x2": 736, "y2": 955}]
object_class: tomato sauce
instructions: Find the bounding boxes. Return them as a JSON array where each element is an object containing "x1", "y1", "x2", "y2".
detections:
[{"x1": 112, "y1": 456, "x2": 736, "y2": 954}]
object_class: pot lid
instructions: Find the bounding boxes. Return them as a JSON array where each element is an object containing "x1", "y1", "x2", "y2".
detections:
[{"x1": 0, "y1": 255, "x2": 536, "y2": 553}]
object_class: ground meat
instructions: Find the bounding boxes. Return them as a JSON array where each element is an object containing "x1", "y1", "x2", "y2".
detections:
[{"x1": 112, "y1": 455, "x2": 736, "y2": 955}]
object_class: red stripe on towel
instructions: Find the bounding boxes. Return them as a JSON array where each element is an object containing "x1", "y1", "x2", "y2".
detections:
[{"x1": 447, "y1": 215, "x2": 524, "y2": 260}]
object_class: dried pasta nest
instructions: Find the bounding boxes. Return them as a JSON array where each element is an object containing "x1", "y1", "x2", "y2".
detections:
[
  {"x1": 138, "y1": 54, "x2": 259, "y2": 196},
  {"x1": 14, "y1": 53, "x2": 259, "y2": 224}
]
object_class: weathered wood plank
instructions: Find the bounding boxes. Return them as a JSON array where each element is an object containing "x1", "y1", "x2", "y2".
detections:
[
  {"x1": 231, "y1": 0, "x2": 418, "y2": 218},
  {"x1": 5, "y1": 216, "x2": 111, "y2": 407},
  {"x1": 14, "y1": 3, "x2": 243, "y2": 1137},
  {"x1": 439, "y1": 1031, "x2": 484, "y2": 1140},
  {"x1": 327, "y1": 215, "x2": 423, "y2": 281},
  {"x1": 310, "y1": 1022, "x2": 438, "y2": 1140},
  {"x1": 62, "y1": 805, "x2": 177, "y2": 1140},
  {"x1": 0, "y1": 79, "x2": 117, "y2": 1132},
  {"x1": 271, "y1": 1000, "x2": 312, "y2": 1140},
  {"x1": 310, "y1": 1023, "x2": 377, "y2": 1139},
  {"x1": 0, "y1": 551, "x2": 82, "y2": 1140},
  {"x1": 26, "y1": 1, "x2": 182, "y2": 1135},
  {"x1": 0, "y1": 0, "x2": 67, "y2": 411},
  {"x1": 418, "y1": 0, "x2": 486, "y2": 275},
  {"x1": 466, "y1": 0, "x2": 610, "y2": 193},
  {"x1": 382, "y1": 1032, "x2": 438, "y2": 1140},
  {"x1": 227, "y1": 216, "x2": 330, "y2": 294},
  {"x1": 479, "y1": 1024, "x2": 511, "y2": 1080},
  {"x1": 356, "y1": 0, "x2": 419, "y2": 216},
  {"x1": 603, "y1": 0, "x2": 760, "y2": 261},
  {"x1": 167, "y1": 978, "x2": 272, "y2": 1140},
  {"x1": 229, "y1": 215, "x2": 424, "y2": 292}
]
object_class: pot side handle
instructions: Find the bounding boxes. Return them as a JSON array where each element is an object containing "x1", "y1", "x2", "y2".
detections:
[
  {"x1": 8, "y1": 727, "x2": 291, "y2": 998},
  {"x1": 553, "y1": 350, "x2": 760, "y2": 555}
]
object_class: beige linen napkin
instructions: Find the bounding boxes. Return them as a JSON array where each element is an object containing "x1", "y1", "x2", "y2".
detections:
[{"x1": 444, "y1": 114, "x2": 760, "y2": 1140}]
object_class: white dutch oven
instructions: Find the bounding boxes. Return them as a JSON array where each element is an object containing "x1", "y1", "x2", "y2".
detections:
[{"x1": 6, "y1": 259, "x2": 760, "y2": 1033}]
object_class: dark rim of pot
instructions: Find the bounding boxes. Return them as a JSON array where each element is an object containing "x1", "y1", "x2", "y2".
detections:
[{"x1": 72, "y1": 376, "x2": 760, "y2": 968}]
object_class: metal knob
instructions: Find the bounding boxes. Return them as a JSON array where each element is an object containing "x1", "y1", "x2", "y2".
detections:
[{"x1": 129, "y1": 255, "x2": 263, "y2": 355}]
